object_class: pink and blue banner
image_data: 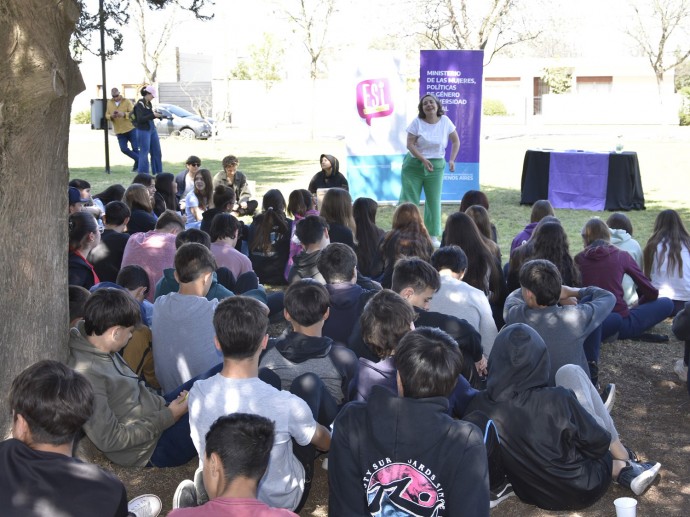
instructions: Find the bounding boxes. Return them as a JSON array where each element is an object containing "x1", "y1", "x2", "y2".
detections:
[
  {"x1": 346, "y1": 51, "x2": 483, "y2": 203},
  {"x1": 419, "y1": 50, "x2": 484, "y2": 201},
  {"x1": 345, "y1": 53, "x2": 408, "y2": 203}
]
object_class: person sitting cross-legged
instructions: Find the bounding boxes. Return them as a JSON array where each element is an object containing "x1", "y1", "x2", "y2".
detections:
[
  {"x1": 170, "y1": 414, "x2": 298, "y2": 516},
  {"x1": 466, "y1": 323, "x2": 661, "y2": 510},
  {"x1": 68, "y1": 288, "x2": 220, "y2": 468},
  {"x1": 505, "y1": 258, "x2": 616, "y2": 398},
  {"x1": 260, "y1": 279, "x2": 359, "y2": 426},
  {"x1": 0, "y1": 359, "x2": 162, "y2": 517},
  {"x1": 187, "y1": 296, "x2": 331, "y2": 513}
]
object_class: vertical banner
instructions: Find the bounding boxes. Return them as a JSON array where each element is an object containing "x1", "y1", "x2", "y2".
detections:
[
  {"x1": 345, "y1": 53, "x2": 408, "y2": 203},
  {"x1": 420, "y1": 50, "x2": 483, "y2": 201}
]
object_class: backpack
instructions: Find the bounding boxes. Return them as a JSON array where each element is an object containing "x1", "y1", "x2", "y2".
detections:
[{"x1": 129, "y1": 100, "x2": 144, "y2": 124}]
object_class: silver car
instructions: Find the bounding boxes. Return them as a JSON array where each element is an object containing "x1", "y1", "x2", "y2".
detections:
[{"x1": 154, "y1": 104, "x2": 214, "y2": 139}]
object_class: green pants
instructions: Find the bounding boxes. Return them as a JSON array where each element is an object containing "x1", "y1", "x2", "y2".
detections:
[{"x1": 399, "y1": 153, "x2": 445, "y2": 237}]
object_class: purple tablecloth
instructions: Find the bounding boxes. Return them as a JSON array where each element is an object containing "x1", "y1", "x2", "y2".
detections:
[{"x1": 547, "y1": 151, "x2": 609, "y2": 210}]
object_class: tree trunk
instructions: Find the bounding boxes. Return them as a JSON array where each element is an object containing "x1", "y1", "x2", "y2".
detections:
[{"x1": 0, "y1": 0, "x2": 85, "y2": 435}]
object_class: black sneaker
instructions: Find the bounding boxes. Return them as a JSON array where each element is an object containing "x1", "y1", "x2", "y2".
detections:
[
  {"x1": 639, "y1": 333, "x2": 669, "y2": 343},
  {"x1": 490, "y1": 479, "x2": 515, "y2": 508},
  {"x1": 172, "y1": 479, "x2": 197, "y2": 509},
  {"x1": 617, "y1": 461, "x2": 661, "y2": 495},
  {"x1": 131, "y1": 163, "x2": 138, "y2": 172},
  {"x1": 601, "y1": 383, "x2": 616, "y2": 412}
]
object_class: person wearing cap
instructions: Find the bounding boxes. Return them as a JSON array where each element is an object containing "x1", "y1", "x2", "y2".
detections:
[
  {"x1": 176, "y1": 156, "x2": 202, "y2": 211},
  {"x1": 133, "y1": 85, "x2": 164, "y2": 175},
  {"x1": 69, "y1": 186, "x2": 88, "y2": 214},
  {"x1": 106, "y1": 88, "x2": 140, "y2": 172}
]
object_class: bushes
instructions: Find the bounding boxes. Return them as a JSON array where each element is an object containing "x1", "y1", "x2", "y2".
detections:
[
  {"x1": 483, "y1": 98, "x2": 508, "y2": 116},
  {"x1": 679, "y1": 87, "x2": 690, "y2": 126},
  {"x1": 72, "y1": 109, "x2": 91, "y2": 124}
]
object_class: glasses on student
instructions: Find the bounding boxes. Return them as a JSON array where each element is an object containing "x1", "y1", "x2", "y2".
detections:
[{"x1": 188, "y1": 162, "x2": 201, "y2": 167}]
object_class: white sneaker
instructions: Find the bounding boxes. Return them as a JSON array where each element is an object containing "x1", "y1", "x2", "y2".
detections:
[
  {"x1": 128, "y1": 494, "x2": 162, "y2": 517},
  {"x1": 674, "y1": 359, "x2": 688, "y2": 382},
  {"x1": 431, "y1": 237, "x2": 441, "y2": 248}
]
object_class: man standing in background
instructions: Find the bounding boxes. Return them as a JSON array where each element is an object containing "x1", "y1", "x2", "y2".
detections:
[{"x1": 106, "y1": 87, "x2": 140, "y2": 171}]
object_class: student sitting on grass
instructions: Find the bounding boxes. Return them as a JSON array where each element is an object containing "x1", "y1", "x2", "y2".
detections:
[
  {"x1": 200, "y1": 184, "x2": 235, "y2": 235},
  {"x1": 430, "y1": 245, "x2": 499, "y2": 356},
  {"x1": 170, "y1": 414, "x2": 298, "y2": 516},
  {"x1": 354, "y1": 289, "x2": 416, "y2": 401},
  {"x1": 318, "y1": 243, "x2": 379, "y2": 345},
  {"x1": 260, "y1": 280, "x2": 358, "y2": 425},
  {"x1": 607, "y1": 212, "x2": 643, "y2": 308},
  {"x1": 504, "y1": 259, "x2": 616, "y2": 398},
  {"x1": 329, "y1": 327, "x2": 490, "y2": 516},
  {"x1": 466, "y1": 323, "x2": 661, "y2": 510},
  {"x1": 0, "y1": 360, "x2": 161, "y2": 517},
  {"x1": 188, "y1": 296, "x2": 331, "y2": 512},
  {"x1": 288, "y1": 215, "x2": 330, "y2": 283},
  {"x1": 348, "y1": 257, "x2": 482, "y2": 373},
  {"x1": 156, "y1": 228, "x2": 266, "y2": 302},
  {"x1": 121, "y1": 210, "x2": 185, "y2": 302},
  {"x1": 152, "y1": 243, "x2": 223, "y2": 393},
  {"x1": 68, "y1": 288, "x2": 219, "y2": 468},
  {"x1": 92, "y1": 265, "x2": 160, "y2": 390},
  {"x1": 89, "y1": 200, "x2": 131, "y2": 283},
  {"x1": 510, "y1": 199, "x2": 554, "y2": 252}
]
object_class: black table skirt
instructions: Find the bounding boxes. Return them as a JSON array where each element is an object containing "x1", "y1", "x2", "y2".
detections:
[{"x1": 520, "y1": 150, "x2": 645, "y2": 210}]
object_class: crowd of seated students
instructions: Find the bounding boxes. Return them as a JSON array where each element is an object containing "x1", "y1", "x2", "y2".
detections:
[{"x1": 54, "y1": 157, "x2": 688, "y2": 515}]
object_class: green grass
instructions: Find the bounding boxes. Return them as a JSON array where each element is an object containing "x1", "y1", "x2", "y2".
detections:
[{"x1": 69, "y1": 126, "x2": 690, "y2": 263}]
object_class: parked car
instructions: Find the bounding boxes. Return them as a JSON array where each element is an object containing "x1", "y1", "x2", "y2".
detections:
[{"x1": 153, "y1": 104, "x2": 214, "y2": 139}]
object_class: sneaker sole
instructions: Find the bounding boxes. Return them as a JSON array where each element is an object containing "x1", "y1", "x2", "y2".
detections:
[
  {"x1": 490, "y1": 490, "x2": 515, "y2": 509},
  {"x1": 172, "y1": 480, "x2": 196, "y2": 510},
  {"x1": 674, "y1": 360, "x2": 688, "y2": 382},
  {"x1": 630, "y1": 462, "x2": 661, "y2": 495}
]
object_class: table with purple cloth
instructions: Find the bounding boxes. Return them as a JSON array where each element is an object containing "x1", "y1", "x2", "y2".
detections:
[{"x1": 520, "y1": 149, "x2": 645, "y2": 211}]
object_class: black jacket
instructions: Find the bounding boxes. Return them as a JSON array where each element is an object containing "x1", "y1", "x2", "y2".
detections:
[
  {"x1": 88, "y1": 230, "x2": 130, "y2": 283},
  {"x1": 247, "y1": 213, "x2": 291, "y2": 286},
  {"x1": 308, "y1": 154, "x2": 349, "y2": 194},
  {"x1": 329, "y1": 386, "x2": 490, "y2": 516},
  {"x1": 466, "y1": 323, "x2": 612, "y2": 511},
  {"x1": 132, "y1": 98, "x2": 157, "y2": 131},
  {"x1": 68, "y1": 251, "x2": 97, "y2": 290}
]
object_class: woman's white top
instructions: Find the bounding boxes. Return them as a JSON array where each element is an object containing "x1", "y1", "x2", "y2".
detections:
[
  {"x1": 406, "y1": 115, "x2": 456, "y2": 159},
  {"x1": 650, "y1": 241, "x2": 690, "y2": 301},
  {"x1": 185, "y1": 191, "x2": 202, "y2": 229}
]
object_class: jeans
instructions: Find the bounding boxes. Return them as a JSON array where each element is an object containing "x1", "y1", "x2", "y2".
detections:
[
  {"x1": 116, "y1": 129, "x2": 139, "y2": 165},
  {"x1": 137, "y1": 122, "x2": 162, "y2": 174},
  {"x1": 602, "y1": 297, "x2": 674, "y2": 340},
  {"x1": 148, "y1": 362, "x2": 222, "y2": 468}
]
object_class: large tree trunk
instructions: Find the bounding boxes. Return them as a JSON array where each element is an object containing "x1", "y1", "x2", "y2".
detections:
[{"x1": 0, "y1": 0, "x2": 85, "y2": 435}]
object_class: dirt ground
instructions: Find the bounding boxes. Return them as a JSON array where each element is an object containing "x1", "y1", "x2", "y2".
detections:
[{"x1": 80, "y1": 318, "x2": 690, "y2": 516}]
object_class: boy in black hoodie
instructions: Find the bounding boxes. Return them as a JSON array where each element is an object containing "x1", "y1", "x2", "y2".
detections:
[
  {"x1": 259, "y1": 279, "x2": 358, "y2": 425},
  {"x1": 329, "y1": 327, "x2": 490, "y2": 516},
  {"x1": 467, "y1": 323, "x2": 661, "y2": 510}
]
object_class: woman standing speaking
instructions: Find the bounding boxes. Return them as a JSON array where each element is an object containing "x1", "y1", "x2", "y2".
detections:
[{"x1": 399, "y1": 94, "x2": 459, "y2": 245}]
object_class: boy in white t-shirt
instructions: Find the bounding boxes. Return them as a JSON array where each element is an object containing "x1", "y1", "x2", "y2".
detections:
[{"x1": 187, "y1": 296, "x2": 331, "y2": 512}]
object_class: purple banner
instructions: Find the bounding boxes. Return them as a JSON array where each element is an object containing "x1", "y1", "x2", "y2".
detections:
[
  {"x1": 548, "y1": 151, "x2": 609, "y2": 210},
  {"x1": 419, "y1": 50, "x2": 484, "y2": 201}
]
